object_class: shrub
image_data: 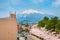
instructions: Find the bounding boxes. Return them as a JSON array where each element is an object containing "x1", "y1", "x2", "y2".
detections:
[
  {"x1": 25, "y1": 24, "x2": 29, "y2": 27},
  {"x1": 55, "y1": 22, "x2": 60, "y2": 32},
  {"x1": 38, "y1": 21, "x2": 45, "y2": 27},
  {"x1": 45, "y1": 22, "x2": 52, "y2": 30}
]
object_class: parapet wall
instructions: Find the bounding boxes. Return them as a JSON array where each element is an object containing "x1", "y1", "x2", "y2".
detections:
[{"x1": 0, "y1": 14, "x2": 17, "y2": 40}]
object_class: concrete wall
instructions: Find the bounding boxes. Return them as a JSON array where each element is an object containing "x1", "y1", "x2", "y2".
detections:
[{"x1": 0, "y1": 14, "x2": 17, "y2": 40}]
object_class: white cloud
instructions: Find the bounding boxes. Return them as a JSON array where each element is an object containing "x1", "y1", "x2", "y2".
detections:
[
  {"x1": 21, "y1": 9, "x2": 45, "y2": 14},
  {"x1": 52, "y1": 0, "x2": 60, "y2": 6}
]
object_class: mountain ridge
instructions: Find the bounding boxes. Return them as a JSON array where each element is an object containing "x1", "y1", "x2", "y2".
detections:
[{"x1": 16, "y1": 13, "x2": 55, "y2": 23}]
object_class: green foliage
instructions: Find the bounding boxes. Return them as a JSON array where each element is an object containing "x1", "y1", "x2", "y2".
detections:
[
  {"x1": 38, "y1": 16, "x2": 49, "y2": 28},
  {"x1": 38, "y1": 16, "x2": 60, "y2": 33},
  {"x1": 55, "y1": 22, "x2": 60, "y2": 32},
  {"x1": 25, "y1": 24, "x2": 29, "y2": 27},
  {"x1": 45, "y1": 20, "x2": 52, "y2": 30},
  {"x1": 45, "y1": 16, "x2": 58, "y2": 30},
  {"x1": 51, "y1": 16, "x2": 58, "y2": 24},
  {"x1": 24, "y1": 29, "x2": 29, "y2": 32},
  {"x1": 45, "y1": 24, "x2": 52, "y2": 30},
  {"x1": 45, "y1": 20, "x2": 55, "y2": 30},
  {"x1": 38, "y1": 21, "x2": 45, "y2": 27},
  {"x1": 43, "y1": 16, "x2": 49, "y2": 21},
  {"x1": 38, "y1": 16, "x2": 59, "y2": 32},
  {"x1": 43, "y1": 16, "x2": 49, "y2": 24}
]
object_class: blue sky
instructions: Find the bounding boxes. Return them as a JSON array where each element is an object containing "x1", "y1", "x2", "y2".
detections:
[{"x1": 0, "y1": 0, "x2": 60, "y2": 18}]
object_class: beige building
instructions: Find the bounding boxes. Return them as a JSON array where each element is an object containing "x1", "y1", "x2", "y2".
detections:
[{"x1": 0, "y1": 13, "x2": 17, "y2": 40}]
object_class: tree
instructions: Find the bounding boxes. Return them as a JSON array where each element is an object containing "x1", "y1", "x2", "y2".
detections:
[
  {"x1": 51, "y1": 16, "x2": 58, "y2": 24},
  {"x1": 38, "y1": 16, "x2": 49, "y2": 27},
  {"x1": 50, "y1": 16, "x2": 58, "y2": 30},
  {"x1": 45, "y1": 20, "x2": 55, "y2": 30},
  {"x1": 43, "y1": 16, "x2": 49, "y2": 24},
  {"x1": 25, "y1": 24, "x2": 29, "y2": 27},
  {"x1": 43, "y1": 16, "x2": 49, "y2": 21},
  {"x1": 38, "y1": 20, "x2": 45, "y2": 27},
  {"x1": 24, "y1": 29, "x2": 29, "y2": 32},
  {"x1": 45, "y1": 16, "x2": 58, "y2": 31},
  {"x1": 55, "y1": 22, "x2": 60, "y2": 33}
]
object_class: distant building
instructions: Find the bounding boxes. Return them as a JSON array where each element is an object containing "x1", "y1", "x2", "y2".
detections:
[{"x1": 0, "y1": 13, "x2": 17, "y2": 40}]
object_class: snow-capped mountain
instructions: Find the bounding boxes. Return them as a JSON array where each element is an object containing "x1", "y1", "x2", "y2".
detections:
[
  {"x1": 16, "y1": 13, "x2": 54, "y2": 23},
  {"x1": 16, "y1": 9, "x2": 59, "y2": 23}
]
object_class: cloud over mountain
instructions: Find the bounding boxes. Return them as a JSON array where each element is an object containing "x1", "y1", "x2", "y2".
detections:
[
  {"x1": 17, "y1": 9, "x2": 54, "y2": 23},
  {"x1": 21, "y1": 9, "x2": 45, "y2": 14}
]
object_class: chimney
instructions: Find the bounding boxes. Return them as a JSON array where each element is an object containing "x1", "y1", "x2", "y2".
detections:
[
  {"x1": 9, "y1": 11, "x2": 16, "y2": 19},
  {"x1": 10, "y1": 14, "x2": 16, "y2": 19}
]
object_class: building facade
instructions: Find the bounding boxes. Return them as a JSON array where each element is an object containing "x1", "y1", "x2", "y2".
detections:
[{"x1": 0, "y1": 14, "x2": 17, "y2": 40}]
